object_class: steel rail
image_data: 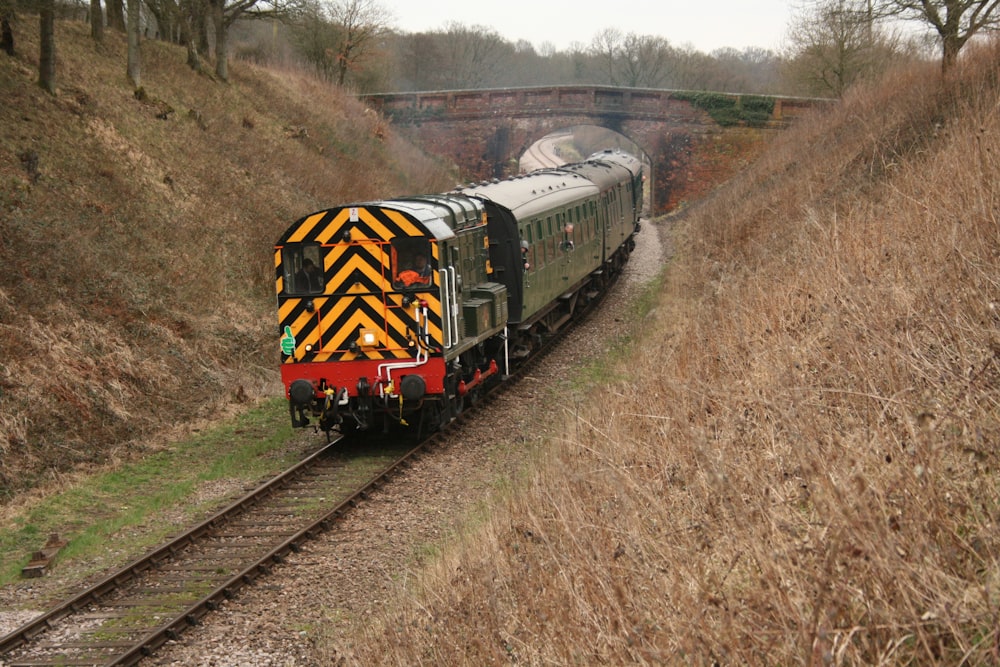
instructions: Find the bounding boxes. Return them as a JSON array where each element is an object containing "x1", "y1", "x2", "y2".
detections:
[
  {"x1": 0, "y1": 440, "x2": 344, "y2": 663},
  {"x1": 109, "y1": 437, "x2": 433, "y2": 666}
]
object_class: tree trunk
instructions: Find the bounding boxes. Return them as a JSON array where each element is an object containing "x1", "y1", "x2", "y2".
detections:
[
  {"x1": 337, "y1": 43, "x2": 352, "y2": 86},
  {"x1": 186, "y1": 40, "x2": 202, "y2": 70},
  {"x1": 177, "y1": 0, "x2": 205, "y2": 72},
  {"x1": 38, "y1": 0, "x2": 56, "y2": 93},
  {"x1": 212, "y1": 0, "x2": 227, "y2": 81},
  {"x1": 196, "y1": 4, "x2": 209, "y2": 56},
  {"x1": 1, "y1": 10, "x2": 14, "y2": 56},
  {"x1": 90, "y1": 0, "x2": 103, "y2": 43},
  {"x1": 185, "y1": 24, "x2": 205, "y2": 72},
  {"x1": 126, "y1": 0, "x2": 140, "y2": 86},
  {"x1": 106, "y1": 0, "x2": 125, "y2": 31}
]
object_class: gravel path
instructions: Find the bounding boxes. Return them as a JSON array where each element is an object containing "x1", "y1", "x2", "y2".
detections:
[{"x1": 1, "y1": 221, "x2": 666, "y2": 667}]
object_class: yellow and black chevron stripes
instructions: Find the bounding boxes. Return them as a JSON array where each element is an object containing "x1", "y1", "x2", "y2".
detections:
[
  {"x1": 380, "y1": 208, "x2": 425, "y2": 238},
  {"x1": 280, "y1": 206, "x2": 426, "y2": 245},
  {"x1": 277, "y1": 204, "x2": 444, "y2": 363},
  {"x1": 326, "y1": 242, "x2": 388, "y2": 292},
  {"x1": 279, "y1": 293, "x2": 442, "y2": 362},
  {"x1": 273, "y1": 248, "x2": 284, "y2": 293}
]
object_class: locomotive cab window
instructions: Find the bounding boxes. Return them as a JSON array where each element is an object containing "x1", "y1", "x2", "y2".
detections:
[
  {"x1": 392, "y1": 238, "x2": 433, "y2": 289},
  {"x1": 282, "y1": 244, "x2": 325, "y2": 294}
]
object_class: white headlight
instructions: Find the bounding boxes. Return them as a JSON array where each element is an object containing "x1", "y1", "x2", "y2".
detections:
[{"x1": 359, "y1": 329, "x2": 378, "y2": 347}]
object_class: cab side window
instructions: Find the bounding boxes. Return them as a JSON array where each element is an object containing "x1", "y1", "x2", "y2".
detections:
[{"x1": 282, "y1": 245, "x2": 325, "y2": 294}]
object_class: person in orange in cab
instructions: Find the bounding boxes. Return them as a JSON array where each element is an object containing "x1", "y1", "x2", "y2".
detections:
[{"x1": 398, "y1": 253, "x2": 432, "y2": 287}]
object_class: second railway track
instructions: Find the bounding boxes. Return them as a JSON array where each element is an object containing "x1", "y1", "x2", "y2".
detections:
[{"x1": 0, "y1": 437, "x2": 424, "y2": 666}]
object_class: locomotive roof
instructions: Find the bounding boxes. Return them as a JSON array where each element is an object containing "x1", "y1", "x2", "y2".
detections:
[
  {"x1": 385, "y1": 193, "x2": 485, "y2": 237},
  {"x1": 454, "y1": 170, "x2": 599, "y2": 220},
  {"x1": 278, "y1": 195, "x2": 485, "y2": 244}
]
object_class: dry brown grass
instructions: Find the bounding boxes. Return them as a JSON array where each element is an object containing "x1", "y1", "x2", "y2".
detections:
[
  {"x1": 0, "y1": 19, "x2": 454, "y2": 496},
  {"x1": 332, "y1": 47, "x2": 1000, "y2": 665}
]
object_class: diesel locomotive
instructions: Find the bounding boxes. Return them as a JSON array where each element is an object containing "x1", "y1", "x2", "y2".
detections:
[{"x1": 275, "y1": 149, "x2": 644, "y2": 437}]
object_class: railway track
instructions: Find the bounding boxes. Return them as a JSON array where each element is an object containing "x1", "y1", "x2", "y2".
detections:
[
  {"x1": 0, "y1": 256, "x2": 628, "y2": 666},
  {"x1": 521, "y1": 132, "x2": 569, "y2": 171}
]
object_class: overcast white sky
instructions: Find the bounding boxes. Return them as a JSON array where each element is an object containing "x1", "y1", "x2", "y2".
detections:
[{"x1": 382, "y1": 0, "x2": 796, "y2": 54}]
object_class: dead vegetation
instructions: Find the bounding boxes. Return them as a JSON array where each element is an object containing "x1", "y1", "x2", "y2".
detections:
[
  {"x1": 2, "y1": 16, "x2": 999, "y2": 666},
  {"x1": 0, "y1": 20, "x2": 453, "y2": 497},
  {"x1": 332, "y1": 46, "x2": 1000, "y2": 665}
]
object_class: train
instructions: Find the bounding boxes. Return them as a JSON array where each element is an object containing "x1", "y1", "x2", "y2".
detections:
[{"x1": 274, "y1": 149, "x2": 644, "y2": 438}]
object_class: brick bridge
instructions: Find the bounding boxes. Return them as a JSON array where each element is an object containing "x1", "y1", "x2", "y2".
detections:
[{"x1": 361, "y1": 85, "x2": 826, "y2": 215}]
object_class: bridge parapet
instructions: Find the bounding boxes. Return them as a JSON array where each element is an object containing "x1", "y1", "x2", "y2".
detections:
[{"x1": 363, "y1": 86, "x2": 825, "y2": 126}]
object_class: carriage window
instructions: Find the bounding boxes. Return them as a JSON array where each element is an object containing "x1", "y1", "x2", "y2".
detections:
[
  {"x1": 282, "y1": 245, "x2": 325, "y2": 294},
  {"x1": 392, "y1": 237, "x2": 433, "y2": 289}
]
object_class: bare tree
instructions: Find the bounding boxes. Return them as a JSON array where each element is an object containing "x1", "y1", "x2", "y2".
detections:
[
  {"x1": 287, "y1": 0, "x2": 391, "y2": 87},
  {"x1": 290, "y1": 3, "x2": 339, "y2": 79},
  {"x1": 144, "y1": 0, "x2": 180, "y2": 42},
  {"x1": 143, "y1": 0, "x2": 210, "y2": 72},
  {"x1": 389, "y1": 31, "x2": 441, "y2": 90},
  {"x1": 588, "y1": 29, "x2": 676, "y2": 87},
  {"x1": 879, "y1": 0, "x2": 1000, "y2": 70},
  {"x1": 380, "y1": 22, "x2": 793, "y2": 95},
  {"x1": 590, "y1": 27, "x2": 624, "y2": 85},
  {"x1": 208, "y1": 0, "x2": 229, "y2": 79},
  {"x1": 618, "y1": 33, "x2": 674, "y2": 88},
  {"x1": 669, "y1": 46, "x2": 717, "y2": 90},
  {"x1": 786, "y1": 0, "x2": 900, "y2": 96},
  {"x1": 435, "y1": 22, "x2": 511, "y2": 89},
  {"x1": 181, "y1": 0, "x2": 207, "y2": 72},
  {"x1": 144, "y1": 0, "x2": 304, "y2": 81},
  {"x1": 209, "y1": 0, "x2": 304, "y2": 80},
  {"x1": 325, "y1": 0, "x2": 389, "y2": 86},
  {"x1": 706, "y1": 47, "x2": 785, "y2": 94}
]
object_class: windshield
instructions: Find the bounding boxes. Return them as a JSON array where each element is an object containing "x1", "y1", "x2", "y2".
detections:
[{"x1": 281, "y1": 244, "x2": 325, "y2": 294}]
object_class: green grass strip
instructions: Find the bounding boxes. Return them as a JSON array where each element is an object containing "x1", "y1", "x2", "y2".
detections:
[{"x1": 0, "y1": 398, "x2": 298, "y2": 587}]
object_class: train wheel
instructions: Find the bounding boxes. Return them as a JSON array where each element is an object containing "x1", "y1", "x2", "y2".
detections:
[
  {"x1": 465, "y1": 387, "x2": 481, "y2": 407},
  {"x1": 443, "y1": 373, "x2": 464, "y2": 422},
  {"x1": 430, "y1": 400, "x2": 447, "y2": 430},
  {"x1": 451, "y1": 393, "x2": 464, "y2": 419}
]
